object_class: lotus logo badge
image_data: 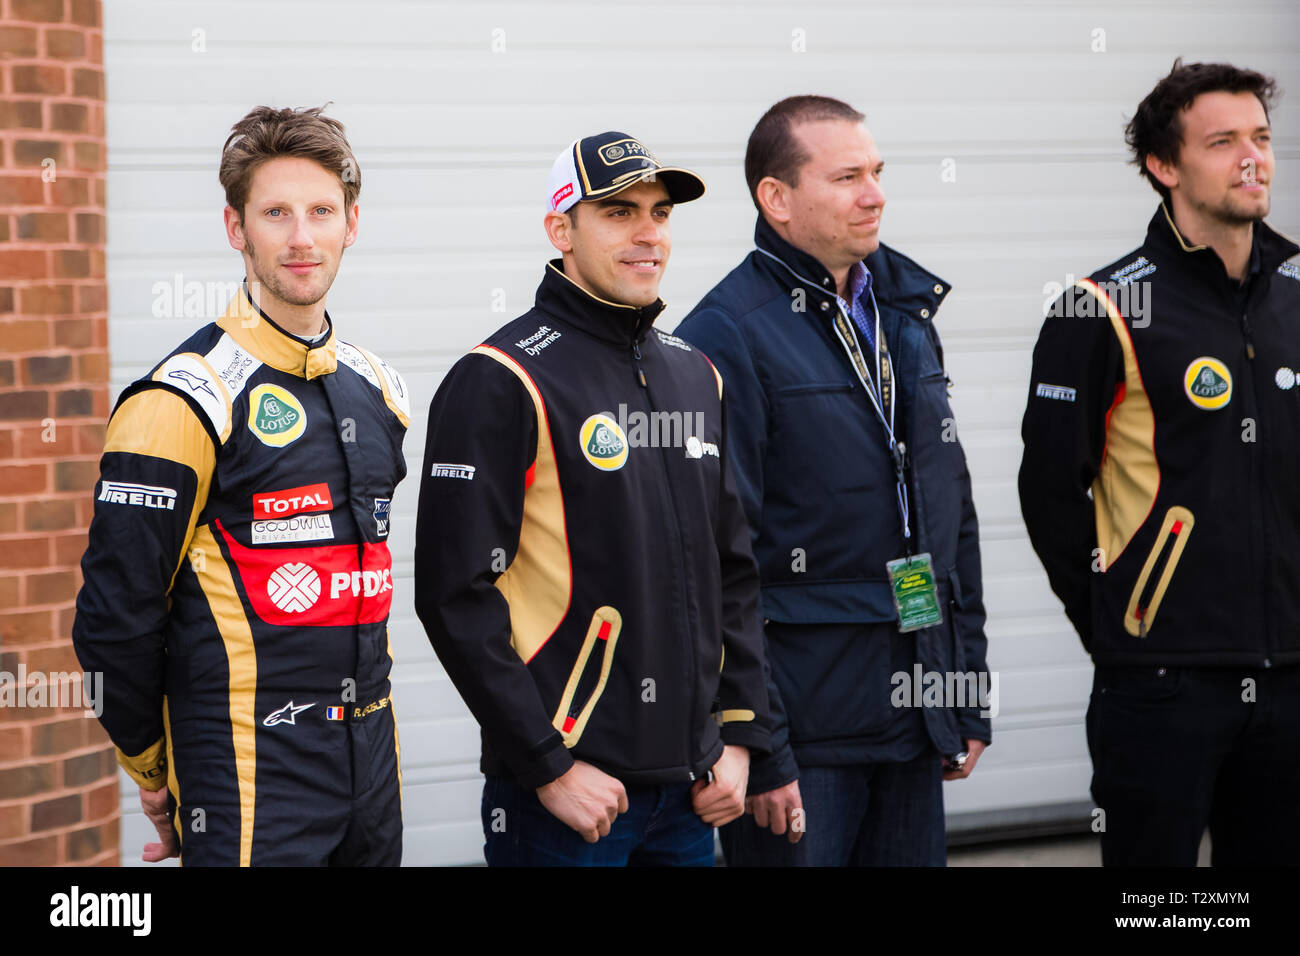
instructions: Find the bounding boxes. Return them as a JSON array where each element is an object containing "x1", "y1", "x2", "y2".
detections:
[
  {"x1": 1183, "y1": 358, "x2": 1232, "y2": 410},
  {"x1": 247, "y1": 384, "x2": 308, "y2": 446},
  {"x1": 579, "y1": 414, "x2": 629, "y2": 471}
]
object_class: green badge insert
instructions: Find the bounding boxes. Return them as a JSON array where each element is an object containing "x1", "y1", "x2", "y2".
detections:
[{"x1": 886, "y1": 552, "x2": 943, "y2": 633}]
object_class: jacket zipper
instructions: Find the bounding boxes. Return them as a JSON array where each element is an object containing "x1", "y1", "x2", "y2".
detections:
[
  {"x1": 632, "y1": 340, "x2": 698, "y2": 780},
  {"x1": 1240, "y1": 311, "x2": 1256, "y2": 360},
  {"x1": 1240, "y1": 309, "x2": 1272, "y2": 667}
]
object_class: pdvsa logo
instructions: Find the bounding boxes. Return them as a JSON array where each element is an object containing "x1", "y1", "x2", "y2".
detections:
[
  {"x1": 1183, "y1": 357, "x2": 1232, "y2": 410},
  {"x1": 330, "y1": 569, "x2": 393, "y2": 599},
  {"x1": 266, "y1": 562, "x2": 322, "y2": 612},
  {"x1": 579, "y1": 413, "x2": 628, "y2": 471},
  {"x1": 685, "y1": 435, "x2": 720, "y2": 459}
]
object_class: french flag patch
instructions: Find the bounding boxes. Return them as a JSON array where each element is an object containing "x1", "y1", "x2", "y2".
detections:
[{"x1": 325, "y1": 706, "x2": 344, "y2": 721}]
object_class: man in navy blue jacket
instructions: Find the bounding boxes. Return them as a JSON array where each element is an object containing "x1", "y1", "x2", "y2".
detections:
[{"x1": 677, "y1": 95, "x2": 992, "y2": 866}]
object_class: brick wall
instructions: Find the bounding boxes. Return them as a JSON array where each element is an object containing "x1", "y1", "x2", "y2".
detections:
[{"x1": 0, "y1": 0, "x2": 119, "y2": 866}]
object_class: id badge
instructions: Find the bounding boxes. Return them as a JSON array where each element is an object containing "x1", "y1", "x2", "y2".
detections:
[{"x1": 886, "y1": 552, "x2": 943, "y2": 633}]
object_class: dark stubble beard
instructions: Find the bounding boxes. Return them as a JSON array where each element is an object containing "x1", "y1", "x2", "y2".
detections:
[
  {"x1": 1199, "y1": 190, "x2": 1270, "y2": 228},
  {"x1": 244, "y1": 235, "x2": 335, "y2": 307}
]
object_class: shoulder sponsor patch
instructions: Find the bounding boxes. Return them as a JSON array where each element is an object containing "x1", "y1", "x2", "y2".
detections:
[
  {"x1": 154, "y1": 352, "x2": 230, "y2": 438},
  {"x1": 336, "y1": 341, "x2": 382, "y2": 390},
  {"x1": 579, "y1": 413, "x2": 628, "y2": 471},
  {"x1": 1035, "y1": 382, "x2": 1077, "y2": 402},
  {"x1": 205, "y1": 334, "x2": 262, "y2": 401},
  {"x1": 338, "y1": 342, "x2": 411, "y2": 422},
  {"x1": 98, "y1": 480, "x2": 177, "y2": 509},
  {"x1": 1277, "y1": 261, "x2": 1300, "y2": 282},
  {"x1": 1276, "y1": 367, "x2": 1296, "y2": 390},
  {"x1": 375, "y1": 356, "x2": 410, "y2": 416},
  {"x1": 1184, "y1": 357, "x2": 1232, "y2": 410},
  {"x1": 430, "y1": 463, "x2": 476, "y2": 480},
  {"x1": 1109, "y1": 255, "x2": 1157, "y2": 285},
  {"x1": 654, "y1": 330, "x2": 693, "y2": 352},
  {"x1": 247, "y1": 383, "x2": 307, "y2": 446},
  {"x1": 515, "y1": 325, "x2": 562, "y2": 357}
]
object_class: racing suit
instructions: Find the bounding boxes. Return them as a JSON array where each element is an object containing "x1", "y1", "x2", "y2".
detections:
[{"x1": 73, "y1": 285, "x2": 410, "y2": 866}]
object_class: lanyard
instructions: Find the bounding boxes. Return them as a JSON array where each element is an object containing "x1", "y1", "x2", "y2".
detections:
[{"x1": 756, "y1": 249, "x2": 913, "y2": 554}]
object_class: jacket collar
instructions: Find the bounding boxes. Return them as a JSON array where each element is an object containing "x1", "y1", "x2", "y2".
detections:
[
  {"x1": 1147, "y1": 202, "x2": 1300, "y2": 283},
  {"x1": 534, "y1": 259, "x2": 665, "y2": 348},
  {"x1": 752, "y1": 216, "x2": 950, "y2": 322},
  {"x1": 217, "y1": 281, "x2": 338, "y2": 380}
]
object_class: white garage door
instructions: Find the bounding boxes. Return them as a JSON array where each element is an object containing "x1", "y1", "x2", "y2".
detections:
[{"x1": 104, "y1": 0, "x2": 1299, "y2": 864}]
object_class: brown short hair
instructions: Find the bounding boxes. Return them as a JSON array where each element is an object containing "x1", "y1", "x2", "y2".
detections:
[
  {"x1": 220, "y1": 105, "x2": 360, "y2": 221},
  {"x1": 744, "y1": 95, "x2": 865, "y2": 212},
  {"x1": 1125, "y1": 59, "x2": 1279, "y2": 202}
]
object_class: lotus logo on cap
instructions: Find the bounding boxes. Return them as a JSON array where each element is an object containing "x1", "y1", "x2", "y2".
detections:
[
  {"x1": 598, "y1": 138, "x2": 653, "y2": 166},
  {"x1": 545, "y1": 130, "x2": 706, "y2": 214}
]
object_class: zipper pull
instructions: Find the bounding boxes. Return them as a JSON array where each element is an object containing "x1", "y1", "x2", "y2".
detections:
[
  {"x1": 632, "y1": 343, "x2": 647, "y2": 387},
  {"x1": 1241, "y1": 312, "x2": 1256, "y2": 360}
]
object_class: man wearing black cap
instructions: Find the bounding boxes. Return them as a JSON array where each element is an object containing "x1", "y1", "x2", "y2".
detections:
[{"x1": 414, "y1": 132, "x2": 771, "y2": 866}]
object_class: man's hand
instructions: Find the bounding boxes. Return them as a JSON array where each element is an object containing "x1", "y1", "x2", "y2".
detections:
[
  {"x1": 690, "y1": 745, "x2": 749, "y2": 827},
  {"x1": 941, "y1": 738, "x2": 987, "y2": 781},
  {"x1": 536, "y1": 760, "x2": 629, "y2": 843},
  {"x1": 746, "y1": 779, "x2": 804, "y2": 843},
  {"x1": 139, "y1": 785, "x2": 178, "y2": 862}
]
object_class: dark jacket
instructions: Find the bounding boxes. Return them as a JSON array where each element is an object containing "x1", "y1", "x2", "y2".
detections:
[
  {"x1": 414, "y1": 261, "x2": 771, "y2": 789},
  {"x1": 1020, "y1": 204, "x2": 1300, "y2": 666},
  {"x1": 677, "y1": 218, "x2": 992, "y2": 791}
]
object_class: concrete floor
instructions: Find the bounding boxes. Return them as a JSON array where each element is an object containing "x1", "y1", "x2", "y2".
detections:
[{"x1": 948, "y1": 832, "x2": 1213, "y2": 866}]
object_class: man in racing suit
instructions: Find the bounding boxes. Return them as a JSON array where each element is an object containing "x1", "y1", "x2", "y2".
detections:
[
  {"x1": 414, "y1": 132, "x2": 771, "y2": 865},
  {"x1": 73, "y1": 106, "x2": 409, "y2": 866}
]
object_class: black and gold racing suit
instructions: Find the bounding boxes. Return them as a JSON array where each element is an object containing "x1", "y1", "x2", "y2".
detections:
[{"x1": 73, "y1": 286, "x2": 409, "y2": 865}]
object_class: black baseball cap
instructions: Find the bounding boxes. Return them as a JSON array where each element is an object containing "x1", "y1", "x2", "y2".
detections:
[{"x1": 546, "y1": 131, "x2": 706, "y2": 213}]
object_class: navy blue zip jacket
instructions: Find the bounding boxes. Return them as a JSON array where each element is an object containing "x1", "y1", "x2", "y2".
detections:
[{"x1": 677, "y1": 217, "x2": 992, "y2": 792}]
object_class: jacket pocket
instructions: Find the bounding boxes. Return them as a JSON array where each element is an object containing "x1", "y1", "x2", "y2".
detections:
[
  {"x1": 773, "y1": 382, "x2": 855, "y2": 397},
  {"x1": 552, "y1": 606, "x2": 622, "y2": 747},
  {"x1": 1123, "y1": 506, "x2": 1195, "y2": 637},
  {"x1": 947, "y1": 570, "x2": 967, "y2": 674}
]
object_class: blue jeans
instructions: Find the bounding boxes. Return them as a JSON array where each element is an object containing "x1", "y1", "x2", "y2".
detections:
[
  {"x1": 718, "y1": 750, "x2": 946, "y2": 866},
  {"x1": 481, "y1": 775, "x2": 715, "y2": 867}
]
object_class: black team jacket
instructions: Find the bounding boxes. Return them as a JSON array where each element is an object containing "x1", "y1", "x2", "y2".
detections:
[
  {"x1": 1020, "y1": 204, "x2": 1300, "y2": 666},
  {"x1": 414, "y1": 261, "x2": 771, "y2": 788}
]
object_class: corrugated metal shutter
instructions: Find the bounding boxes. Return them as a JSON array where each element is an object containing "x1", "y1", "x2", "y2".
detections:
[{"x1": 105, "y1": 0, "x2": 1299, "y2": 864}]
